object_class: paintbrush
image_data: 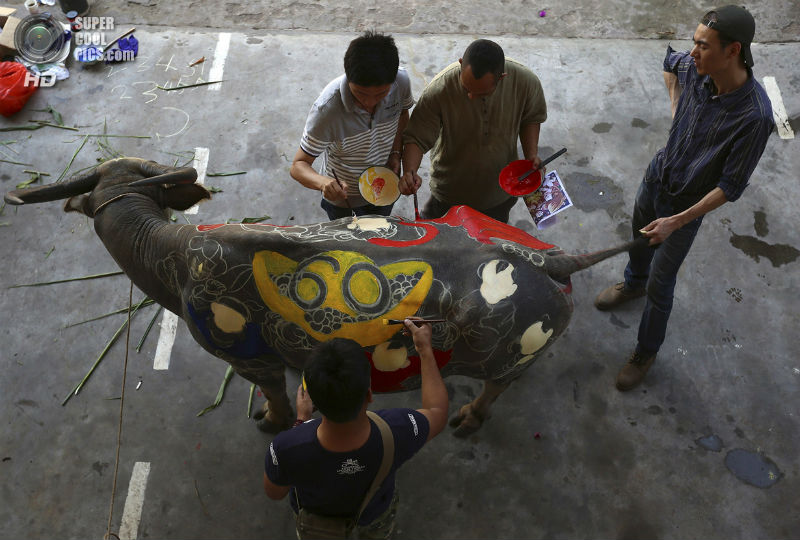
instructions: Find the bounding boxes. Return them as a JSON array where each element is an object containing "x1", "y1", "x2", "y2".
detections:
[
  {"x1": 331, "y1": 169, "x2": 354, "y2": 217},
  {"x1": 382, "y1": 318, "x2": 447, "y2": 325}
]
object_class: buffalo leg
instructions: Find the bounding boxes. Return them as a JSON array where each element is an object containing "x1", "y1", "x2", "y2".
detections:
[
  {"x1": 449, "y1": 378, "x2": 511, "y2": 438},
  {"x1": 229, "y1": 359, "x2": 294, "y2": 433}
]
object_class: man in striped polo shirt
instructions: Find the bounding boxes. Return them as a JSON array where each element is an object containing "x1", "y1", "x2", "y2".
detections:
[
  {"x1": 595, "y1": 6, "x2": 774, "y2": 391},
  {"x1": 290, "y1": 31, "x2": 414, "y2": 220}
]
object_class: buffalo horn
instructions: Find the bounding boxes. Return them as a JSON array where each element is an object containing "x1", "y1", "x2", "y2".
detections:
[{"x1": 128, "y1": 167, "x2": 198, "y2": 187}]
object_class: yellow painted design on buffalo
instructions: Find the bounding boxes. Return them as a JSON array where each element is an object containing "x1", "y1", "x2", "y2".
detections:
[{"x1": 252, "y1": 250, "x2": 433, "y2": 346}]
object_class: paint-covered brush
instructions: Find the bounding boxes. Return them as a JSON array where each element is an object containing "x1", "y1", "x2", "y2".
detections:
[{"x1": 382, "y1": 318, "x2": 447, "y2": 325}]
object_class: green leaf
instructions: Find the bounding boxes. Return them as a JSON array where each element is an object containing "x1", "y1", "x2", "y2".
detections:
[
  {"x1": 240, "y1": 215, "x2": 271, "y2": 224},
  {"x1": 197, "y1": 366, "x2": 236, "y2": 416}
]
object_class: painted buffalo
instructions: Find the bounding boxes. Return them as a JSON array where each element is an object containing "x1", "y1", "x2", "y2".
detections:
[{"x1": 5, "y1": 158, "x2": 640, "y2": 436}]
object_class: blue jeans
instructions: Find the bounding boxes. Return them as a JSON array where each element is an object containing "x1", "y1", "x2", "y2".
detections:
[
  {"x1": 623, "y1": 178, "x2": 703, "y2": 355},
  {"x1": 320, "y1": 198, "x2": 394, "y2": 221}
]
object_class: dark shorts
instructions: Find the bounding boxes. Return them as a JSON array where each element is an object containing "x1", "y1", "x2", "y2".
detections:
[
  {"x1": 321, "y1": 199, "x2": 394, "y2": 221},
  {"x1": 421, "y1": 195, "x2": 517, "y2": 224}
]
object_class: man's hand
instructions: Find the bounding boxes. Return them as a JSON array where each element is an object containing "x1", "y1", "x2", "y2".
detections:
[
  {"x1": 296, "y1": 384, "x2": 314, "y2": 422},
  {"x1": 386, "y1": 152, "x2": 402, "y2": 176},
  {"x1": 402, "y1": 318, "x2": 433, "y2": 352},
  {"x1": 639, "y1": 216, "x2": 681, "y2": 245},
  {"x1": 399, "y1": 170, "x2": 422, "y2": 195},
  {"x1": 321, "y1": 177, "x2": 348, "y2": 202}
]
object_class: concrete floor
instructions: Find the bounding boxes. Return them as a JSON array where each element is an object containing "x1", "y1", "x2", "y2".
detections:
[{"x1": 1, "y1": 1, "x2": 798, "y2": 539}]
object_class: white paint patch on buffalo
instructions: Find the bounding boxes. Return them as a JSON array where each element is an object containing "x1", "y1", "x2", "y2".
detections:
[
  {"x1": 372, "y1": 341, "x2": 410, "y2": 371},
  {"x1": 514, "y1": 321, "x2": 554, "y2": 367},
  {"x1": 480, "y1": 260, "x2": 517, "y2": 305},
  {"x1": 346, "y1": 217, "x2": 391, "y2": 232},
  {"x1": 211, "y1": 302, "x2": 247, "y2": 333}
]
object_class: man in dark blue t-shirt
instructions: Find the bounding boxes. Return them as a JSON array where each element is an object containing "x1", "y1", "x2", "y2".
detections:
[
  {"x1": 264, "y1": 319, "x2": 448, "y2": 538},
  {"x1": 594, "y1": 5, "x2": 774, "y2": 391}
]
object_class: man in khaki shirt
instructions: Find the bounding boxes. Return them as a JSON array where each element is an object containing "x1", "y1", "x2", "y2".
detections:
[{"x1": 400, "y1": 39, "x2": 547, "y2": 223}]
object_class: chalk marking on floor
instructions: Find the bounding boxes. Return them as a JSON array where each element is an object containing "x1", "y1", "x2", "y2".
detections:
[
  {"x1": 185, "y1": 146, "x2": 209, "y2": 215},
  {"x1": 763, "y1": 76, "x2": 794, "y2": 140},
  {"x1": 208, "y1": 33, "x2": 231, "y2": 91},
  {"x1": 119, "y1": 461, "x2": 151, "y2": 540},
  {"x1": 153, "y1": 310, "x2": 179, "y2": 370}
]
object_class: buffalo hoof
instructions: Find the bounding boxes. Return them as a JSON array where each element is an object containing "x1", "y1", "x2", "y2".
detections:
[
  {"x1": 255, "y1": 408, "x2": 293, "y2": 433},
  {"x1": 256, "y1": 415, "x2": 293, "y2": 434},
  {"x1": 448, "y1": 404, "x2": 487, "y2": 438}
]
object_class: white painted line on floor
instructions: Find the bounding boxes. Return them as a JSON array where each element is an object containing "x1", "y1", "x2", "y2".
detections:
[
  {"x1": 763, "y1": 76, "x2": 794, "y2": 140},
  {"x1": 119, "y1": 461, "x2": 151, "y2": 540},
  {"x1": 208, "y1": 33, "x2": 231, "y2": 91},
  {"x1": 153, "y1": 310, "x2": 179, "y2": 370},
  {"x1": 185, "y1": 146, "x2": 209, "y2": 215}
]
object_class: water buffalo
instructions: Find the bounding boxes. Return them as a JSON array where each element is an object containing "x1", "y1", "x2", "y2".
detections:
[{"x1": 5, "y1": 158, "x2": 639, "y2": 436}]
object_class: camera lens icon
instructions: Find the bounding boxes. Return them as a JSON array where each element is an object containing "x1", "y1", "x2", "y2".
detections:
[{"x1": 14, "y1": 14, "x2": 69, "y2": 64}]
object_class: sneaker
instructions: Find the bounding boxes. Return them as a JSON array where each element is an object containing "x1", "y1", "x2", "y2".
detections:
[
  {"x1": 615, "y1": 351, "x2": 657, "y2": 391},
  {"x1": 594, "y1": 282, "x2": 646, "y2": 311}
]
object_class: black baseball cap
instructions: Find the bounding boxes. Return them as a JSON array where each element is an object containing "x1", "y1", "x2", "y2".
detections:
[{"x1": 702, "y1": 5, "x2": 756, "y2": 67}]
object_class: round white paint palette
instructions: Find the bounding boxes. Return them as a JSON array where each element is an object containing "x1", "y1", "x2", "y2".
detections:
[{"x1": 358, "y1": 166, "x2": 400, "y2": 206}]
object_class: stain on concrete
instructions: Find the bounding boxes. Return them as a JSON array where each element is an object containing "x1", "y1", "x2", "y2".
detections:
[
  {"x1": 15, "y1": 399, "x2": 38, "y2": 408},
  {"x1": 588, "y1": 393, "x2": 607, "y2": 417},
  {"x1": 789, "y1": 114, "x2": 800, "y2": 134},
  {"x1": 734, "y1": 427, "x2": 745, "y2": 439},
  {"x1": 753, "y1": 209, "x2": 768, "y2": 237},
  {"x1": 609, "y1": 313, "x2": 630, "y2": 329},
  {"x1": 566, "y1": 172, "x2": 627, "y2": 221},
  {"x1": 575, "y1": 157, "x2": 590, "y2": 167},
  {"x1": 695, "y1": 434, "x2": 723, "y2": 452},
  {"x1": 246, "y1": 36, "x2": 263, "y2": 44},
  {"x1": 457, "y1": 449, "x2": 476, "y2": 460},
  {"x1": 725, "y1": 449, "x2": 782, "y2": 488},
  {"x1": 592, "y1": 122, "x2": 613, "y2": 133},
  {"x1": 726, "y1": 287, "x2": 743, "y2": 303},
  {"x1": 729, "y1": 233, "x2": 800, "y2": 267},
  {"x1": 92, "y1": 461, "x2": 109, "y2": 476},
  {"x1": 646, "y1": 405, "x2": 662, "y2": 415},
  {"x1": 631, "y1": 118, "x2": 650, "y2": 128},
  {"x1": 573, "y1": 380, "x2": 580, "y2": 408},
  {"x1": 616, "y1": 511, "x2": 660, "y2": 540}
]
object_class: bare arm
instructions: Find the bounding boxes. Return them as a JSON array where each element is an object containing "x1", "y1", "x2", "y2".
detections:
[
  {"x1": 289, "y1": 148, "x2": 347, "y2": 201},
  {"x1": 386, "y1": 109, "x2": 409, "y2": 175},
  {"x1": 519, "y1": 123, "x2": 542, "y2": 169},
  {"x1": 663, "y1": 72, "x2": 682, "y2": 119},
  {"x1": 404, "y1": 319, "x2": 448, "y2": 440},
  {"x1": 399, "y1": 142, "x2": 424, "y2": 195},
  {"x1": 263, "y1": 472, "x2": 290, "y2": 500},
  {"x1": 640, "y1": 187, "x2": 728, "y2": 245}
]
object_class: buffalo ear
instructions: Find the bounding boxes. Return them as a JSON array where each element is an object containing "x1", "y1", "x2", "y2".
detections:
[
  {"x1": 162, "y1": 184, "x2": 211, "y2": 210},
  {"x1": 64, "y1": 195, "x2": 92, "y2": 216}
]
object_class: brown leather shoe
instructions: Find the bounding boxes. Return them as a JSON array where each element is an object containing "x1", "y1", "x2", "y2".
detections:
[
  {"x1": 594, "y1": 282, "x2": 646, "y2": 311},
  {"x1": 615, "y1": 351, "x2": 657, "y2": 391}
]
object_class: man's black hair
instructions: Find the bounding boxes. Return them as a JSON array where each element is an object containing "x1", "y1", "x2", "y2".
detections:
[
  {"x1": 462, "y1": 39, "x2": 505, "y2": 79},
  {"x1": 304, "y1": 339, "x2": 371, "y2": 423},
  {"x1": 344, "y1": 30, "x2": 399, "y2": 87}
]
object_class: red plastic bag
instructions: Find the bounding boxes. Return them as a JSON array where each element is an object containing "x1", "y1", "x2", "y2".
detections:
[{"x1": 0, "y1": 61, "x2": 38, "y2": 117}]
